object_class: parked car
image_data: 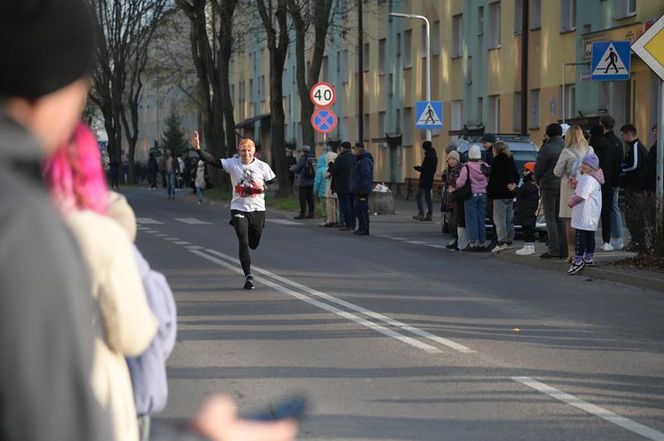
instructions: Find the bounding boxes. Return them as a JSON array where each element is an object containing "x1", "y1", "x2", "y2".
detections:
[{"x1": 450, "y1": 134, "x2": 547, "y2": 240}]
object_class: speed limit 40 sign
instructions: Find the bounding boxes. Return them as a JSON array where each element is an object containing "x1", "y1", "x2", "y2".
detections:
[{"x1": 310, "y1": 82, "x2": 336, "y2": 107}]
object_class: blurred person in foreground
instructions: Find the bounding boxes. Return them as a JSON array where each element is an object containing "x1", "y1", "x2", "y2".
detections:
[{"x1": 0, "y1": 1, "x2": 298, "y2": 440}]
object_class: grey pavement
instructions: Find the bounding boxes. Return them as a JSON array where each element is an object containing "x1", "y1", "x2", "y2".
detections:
[{"x1": 125, "y1": 186, "x2": 663, "y2": 441}]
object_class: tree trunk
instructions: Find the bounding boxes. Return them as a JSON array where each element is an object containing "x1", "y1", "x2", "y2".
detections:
[{"x1": 219, "y1": 0, "x2": 238, "y2": 157}]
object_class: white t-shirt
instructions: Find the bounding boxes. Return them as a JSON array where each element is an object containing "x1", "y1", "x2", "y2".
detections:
[
  {"x1": 571, "y1": 174, "x2": 602, "y2": 231},
  {"x1": 221, "y1": 157, "x2": 276, "y2": 212}
]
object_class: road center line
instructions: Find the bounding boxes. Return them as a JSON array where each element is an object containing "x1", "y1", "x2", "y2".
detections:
[
  {"x1": 201, "y1": 248, "x2": 475, "y2": 354},
  {"x1": 190, "y1": 249, "x2": 442, "y2": 354},
  {"x1": 512, "y1": 376, "x2": 664, "y2": 441}
]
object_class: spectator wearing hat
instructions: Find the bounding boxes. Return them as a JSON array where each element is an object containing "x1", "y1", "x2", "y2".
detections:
[
  {"x1": 456, "y1": 144, "x2": 489, "y2": 251},
  {"x1": 567, "y1": 153, "x2": 605, "y2": 275},
  {"x1": 330, "y1": 141, "x2": 357, "y2": 230},
  {"x1": 440, "y1": 150, "x2": 465, "y2": 250},
  {"x1": 292, "y1": 145, "x2": 316, "y2": 219},
  {"x1": 350, "y1": 142, "x2": 374, "y2": 235},
  {"x1": 514, "y1": 162, "x2": 540, "y2": 256},
  {"x1": 481, "y1": 133, "x2": 496, "y2": 166},
  {"x1": 535, "y1": 123, "x2": 567, "y2": 259},
  {"x1": 413, "y1": 140, "x2": 438, "y2": 221}
]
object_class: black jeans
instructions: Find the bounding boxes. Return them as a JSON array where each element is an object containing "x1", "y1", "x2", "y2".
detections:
[
  {"x1": 298, "y1": 186, "x2": 315, "y2": 216},
  {"x1": 575, "y1": 229, "x2": 595, "y2": 259},
  {"x1": 624, "y1": 190, "x2": 645, "y2": 247},
  {"x1": 338, "y1": 193, "x2": 356, "y2": 228},
  {"x1": 355, "y1": 193, "x2": 370, "y2": 233},
  {"x1": 230, "y1": 210, "x2": 265, "y2": 276},
  {"x1": 541, "y1": 188, "x2": 567, "y2": 256},
  {"x1": 416, "y1": 187, "x2": 433, "y2": 215},
  {"x1": 600, "y1": 186, "x2": 614, "y2": 244}
]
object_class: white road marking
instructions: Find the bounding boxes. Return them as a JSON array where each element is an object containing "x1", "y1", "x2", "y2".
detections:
[
  {"x1": 190, "y1": 249, "x2": 443, "y2": 354},
  {"x1": 164, "y1": 237, "x2": 179, "y2": 241},
  {"x1": 405, "y1": 240, "x2": 426, "y2": 245},
  {"x1": 513, "y1": 376, "x2": 664, "y2": 441},
  {"x1": 185, "y1": 245, "x2": 204, "y2": 250},
  {"x1": 266, "y1": 219, "x2": 304, "y2": 225},
  {"x1": 175, "y1": 217, "x2": 211, "y2": 225},
  {"x1": 389, "y1": 237, "x2": 407, "y2": 241},
  {"x1": 154, "y1": 233, "x2": 169, "y2": 238},
  {"x1": 136, "y1": 217, "x2": 163, "y2": 225},
  {"x1": 175, "y1": 241, "x2": 191, "y2": 245},
  {"x1": 426, "y1": 244, "x2": 447, "y2": 249},
  {"x1": 374, "y1": 234, "x2": 391, "y2": 238},
  {"x1": 201, "y1": 248, "x2": 475, "y2": 354}
]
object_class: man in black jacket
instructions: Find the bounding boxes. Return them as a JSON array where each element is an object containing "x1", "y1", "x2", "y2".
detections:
[
  {"x1": 620, "y1": 123, "x2": 648, "y2": 250},
  {"x1": 330, "y1": 141, "x2": 357, "y2": 230},
  {"x1": 600, "y1": 115, "x2": 625, "y2": 249},
  {"x1": 535, "y1": 123, "x2": 567, "y2": 259},
  {"x1": 413, "y1": 140, "x2": 438, "y2": 221},
  {"x1": 589, "y1": 125, "x2": 622, "y2": 250}
]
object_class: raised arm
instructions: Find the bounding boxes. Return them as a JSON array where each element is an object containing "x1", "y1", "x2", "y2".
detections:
[{"x1": 191, "y1": 131, "x2": 224, "y2": 169}]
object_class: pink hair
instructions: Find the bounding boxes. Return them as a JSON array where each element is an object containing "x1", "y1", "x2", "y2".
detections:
[{"x1": 43, "y1": 123, "x2": 108, "y2": 215}]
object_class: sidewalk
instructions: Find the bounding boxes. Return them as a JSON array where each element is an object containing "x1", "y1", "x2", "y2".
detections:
[{"x1": 377, "y1": 195, "x2": 664, "y2": 292}]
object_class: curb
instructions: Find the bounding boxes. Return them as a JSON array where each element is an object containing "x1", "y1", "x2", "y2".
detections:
[{"x1": 497, "y1": 250, "x2": 664, "y2": 292}]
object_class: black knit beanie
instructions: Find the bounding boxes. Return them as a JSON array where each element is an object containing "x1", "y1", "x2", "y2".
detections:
[
  {"x1": 0, "y1": 0, "x2": 97, "y2": 99},
  {"x1": 545, "y1": 123, "x2": 563, "y2": 138}
]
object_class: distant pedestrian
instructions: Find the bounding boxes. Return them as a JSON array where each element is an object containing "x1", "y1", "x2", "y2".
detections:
[
  {"x1": 195, "y1": 160, "x2": 206, "y2": 204},
  {"x1": 481, "y1": 132, "x2": 496, "y2": 166},
  {"x1": 350, "y1": 142, "x2": 374, "y2": 235},
  {"x1": 599, "y1": 115, "x2": 625, "y2": 249},
  {"x1": 554, "y1": 125, "x2": 594, "y2": 262},
  {"x1": 456, "y1": 144, "x2": 489, "y2": 251},
  {"x1": 148, "y1": 152, "x2": 159, "y2": 189},
  {"x1": 514, "y1": 162, "x2": 540, "y2": 256},
  {"x1": 314, "y1": 148, "x2": 330, "y2": 220},
  {"x1": 330, "y1": 141, "x2": 357, "y2": 231},
  {"x1": 192, "y1": 132, "x2": 277, "y2": 290},
  {"x1": 109, "y1": 157, "x2": 120, "y2": 190},
  {"x1": 286, "y1": 148, "x2": 297, "y2": 191},
  {"x1": 413, "y1": 140, "x2": 438, "y2": 221},
  {"x1": 588, "y1": 124, "x2": 621, "y2": 251},
  {"x1": 487, "y1": 141, "x2": 520, "y2": 253},
  {"x1": 292, "y1": 145, "x2": 316, "y2": 219},
  {"x1": 567, "y1": 153, "x2": 604, "y2": 275},
  {"x1": 323, "y1": 146, "x2": 339, "y2": 227},
  {"x1": 535, "y1": 123, "x2": 567, "y2": 259},
  {"x1": 620, "y1": 123, "x2": 648, "y2": 251},
  {"x1": 440, "y1": 150, "x2": 464, "y2": 250},
  {"x1": 165, "y1": 149, "x2": 177, "y2": 199}
]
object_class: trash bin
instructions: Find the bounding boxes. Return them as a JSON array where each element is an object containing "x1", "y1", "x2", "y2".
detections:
[{"x1": 369, "y1": 191, "x2": 395, "y2": 215}]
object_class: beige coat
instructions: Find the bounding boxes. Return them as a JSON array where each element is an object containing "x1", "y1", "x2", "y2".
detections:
[
  {"x1": 553, "y1": 144, "x2": 594, "y2": 218},
  {"x1": 323, "y1": 151, "x2": 338, "y2": 197},
  {"x1": 66, "y1": 210, "x2": 157, "y2": 441}
]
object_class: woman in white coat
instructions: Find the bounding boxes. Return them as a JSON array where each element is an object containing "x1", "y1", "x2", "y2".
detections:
[
  {"x1": 554, "y1": 125, "x2": 594, "y2": 262},
  {"x1": 44, "y1": 123, "x2": 157, "y2": 441}
]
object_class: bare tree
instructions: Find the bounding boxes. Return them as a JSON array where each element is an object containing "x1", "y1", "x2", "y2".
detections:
[
  {"x1": 88, "y1": 0, "x2": 168, "y2": 183},
  {"x1": 287, "y1": 0, "x2": 334, "y2": 150},
  {"x1": 256, "y1": 0, "x2": 290, "y2": 196}
]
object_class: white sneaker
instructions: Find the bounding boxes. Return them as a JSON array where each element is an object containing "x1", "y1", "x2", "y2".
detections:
[
  {"x1": 601, "y1": 242, "x2": 614, "y2": 251},
  {"x1": 491, "y1": 243, "x2": 508, "y2": 254},
  {"x1": 515, "y1": 244, "x2": 535, "y2": 255}
]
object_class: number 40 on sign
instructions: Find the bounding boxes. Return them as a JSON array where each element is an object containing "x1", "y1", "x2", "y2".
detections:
[{"x1": 310, "y1": 82, "x2": 336, "y2": 107}]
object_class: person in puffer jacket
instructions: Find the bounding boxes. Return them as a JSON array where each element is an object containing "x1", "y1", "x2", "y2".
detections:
[
  {"x1": 514, "y1": 162, "x2": 540, "y2": 256},
  {"x1": 350, "y1": 143, "x2": 374, "y2": 235}
]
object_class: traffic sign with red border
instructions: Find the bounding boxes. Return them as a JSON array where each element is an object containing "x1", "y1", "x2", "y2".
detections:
[
  {"x1": 310, "y1": 82, "x2": 336, "y2": 107},
  {"x1": 311, "y1": 108, "x2": 337, "y2": 134}
]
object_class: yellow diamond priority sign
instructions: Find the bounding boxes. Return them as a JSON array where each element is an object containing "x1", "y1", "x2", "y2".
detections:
[{"x1": 632, "y1": 15, "x2": 664, "y2": 81}]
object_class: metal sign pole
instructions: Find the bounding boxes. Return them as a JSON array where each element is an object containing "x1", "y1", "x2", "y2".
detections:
[{"x1": 657, "y1": 80, "x2": 664, "y2": 245}]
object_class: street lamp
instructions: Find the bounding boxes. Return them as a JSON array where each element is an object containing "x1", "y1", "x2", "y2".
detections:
[{"x1": 390, "y1": 12, "x2": 431, "y2": 141}]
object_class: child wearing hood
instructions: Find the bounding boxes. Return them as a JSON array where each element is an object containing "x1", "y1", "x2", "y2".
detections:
[
  {"x1": 514, "y1": 162, "x2": 540, "y2": 256},
  {"x1": 566, "y1": 153, "x2": 604, "y2": 275}
]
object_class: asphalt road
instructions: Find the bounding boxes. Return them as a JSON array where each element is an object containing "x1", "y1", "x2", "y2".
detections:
[{"x1": 126, "y1": 187, "x2": 664, "y2": 441}]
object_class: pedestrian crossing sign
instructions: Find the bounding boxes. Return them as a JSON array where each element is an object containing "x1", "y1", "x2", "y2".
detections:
[
  {"x1": 591, "y1": 41, "x2": 631, "y2": 81},
  {"x1": 415, "y1": 101, "x2": 443, "y2": 129}
]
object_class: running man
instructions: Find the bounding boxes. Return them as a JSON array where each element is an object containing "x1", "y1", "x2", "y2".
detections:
[{"x1": 192, "y1": 131, "x2": 276, "y2": 289}]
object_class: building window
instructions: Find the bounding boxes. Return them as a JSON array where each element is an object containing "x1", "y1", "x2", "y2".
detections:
[
  {"x1": 396, "y1": 108, "x2": 401, "y2": 131},
  {"x1": 529, "y1": 89, "x2": 540, "y2": 129},
  {"x1": 561, "y1": 84, "x2": 576, "y2": 121},
  {"x1": 560, "y1": 0, "x2": 576, "y2": 32},
  {"x1": 614, "y1": 0, "x2": 637, "y2": 19},
  {"x1": 403, "y1": 29, "x2": 412, "y2": 68},
  {"x1": 477, "y1": 96, "x2": 484, "y2": 123},
  {"x1": 452, "y1": 14, "x2": 463, "y2": 58},
  {"x1": 478, "y1": 6, "x2": 484, "y2": 35},
  {"x1": 341, "y1": 117, "x2": 349, "y2": 141},
  {"x1": 403, "y1": 107, "x2": 412, "y2": 145},
  {"x1": 513, "y1": 92, "x2": 522, "y2": 132},
  {"x1": 341, "y1": 50, "x2": 349, "y2": 84},
  {"x1": 514, "y1": 0, "x2": 522, "y2": 34},
  {"x1": 379, "y1": 111, "x2": 386, "y2": 137},
  {"x1": 249, "y1": 79, "x2": 254, "y2": 104},
  {"x1": 488, "y1": 94, "x2": 501, "y2": 132},
  {"x1": 364, "y1": 113, "x2": 370, "y2": 141},
  {"x1": 379, "y1": 39, "x2": 386, "y2": 74},
  {"x1": 261, "y1": 75, "x2": 266, "y2": 102},
  {"x1": 432, "y1": 21, "x2": 441, "y2": 55},
  {"x1": 451, "y1": 100, "x2": 463, "y2": 131},
  {"x1": 488, "y1": 2, "x2": 501, "y2": 49},
  {"x1": 363, "y1": 43, "x2": 370, "y2": 72},
  {"x1": 530, "y1": 0, "x2": 541, "y2": 29}
]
